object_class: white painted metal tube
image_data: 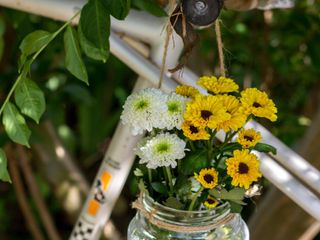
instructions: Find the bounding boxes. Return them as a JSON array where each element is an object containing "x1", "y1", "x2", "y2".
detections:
[
  {"x1": 247, "y1": 121, "x2": 320, "y2": 195},
  {"x1": 69, "y1": 77, "x2": 151, "y2": 240},
  {"x1": 110, "y1": 32, "x2": 177, "y2": 92},
  {"x1": 0, "y1": 0, "x2": 83, "y2": 23},
  {"x1": 257, "y1": 152, "x2": 320, "y2": 221}
]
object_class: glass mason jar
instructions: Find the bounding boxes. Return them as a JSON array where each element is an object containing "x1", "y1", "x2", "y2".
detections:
[{"x1": 128, "y1": 194, "x2": 249, "y2": 240}]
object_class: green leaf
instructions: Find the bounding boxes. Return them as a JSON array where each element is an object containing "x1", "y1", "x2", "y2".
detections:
[
  {"x1": 14, "y1": 77, "x2": 45, "y2": 123},
  {"x1": 163, "y1": 197, "x2": 184, "y2": 210},
  {"x1": 2, "y1": 102, "x2": 31, "y2": 147},
  {"x1": 181, "y1": 150, "x2": 208, "y2": 175},
  {"x1": 19, "y1": 30, "x2": 52, "y2": 56},
  {"x1": 64, "y1": 26, "x2": 88, "y2": 84},
  {"x1": 229, "y1": 201, "x2": 243, "y2": 213},
  {"x1": 78, "y1": 25, "x2": 108, "y2": 62},
  {"x1": 132, "y1": 0, "x2": 167, "y2": 17},
  {"x1": 221, "y1": 142, "x2": 242, "y2": 152},
  {"x1": 104, "y1": 0, "x2": 131, "y2": 20},
  {"x1": 138, "y1": 179, "x2": 147, "y2": 193},
  {"x1": 253, "y1": 143, "x2": 277, "y2": 155},
  {"x1": 0, "y1": 149, "x2": 11, "y2": 183},
  {"x1": 210, "y1": 188, "x2": 246, "y2": 203},
  {"x1": 151, "y1": 181, "x2": 167, "y2": 194},
  {"x1": 79, "y1": 0, "x2": 110, "y2": 61},
  {"x1": 174, "y1": 176, "x2": 191, "y2": 197}
]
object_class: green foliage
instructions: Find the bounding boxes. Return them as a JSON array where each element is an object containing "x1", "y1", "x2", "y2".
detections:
[
  {"x1": 151, "y1": 181, "x2": 167, "y2": 194},
  {"x1": 2, "y1": 102, "x2": 31, "y2": 147},
  {"x1": 19, "y1": 30, "x2": 52, "y2": 57},
  {"x1": 64, "y1": 26, "x2": 88, "y2": 84},
  {"x1": 0, "y1": 149, "x2": 11, "y2": 183},
  {"x1": 79, "y1": 0, "x2": 110, "y2": 62},
  {"x1": 163, "y1": 197, "x2": 184, "y2": 209},
  {"x1": 104, "y1": 0, "x2": 131, "y2": 20},
  {"x1": 180, "y1": 150, "x2": 208, "y2": 175},
  {"x1": 253, "y1": 143, "x2": 277, "y2": 155},
  {"x1": 14, "y1": 77, "x2": 46, "y2": 123},
  {"x1": 210, "y1": 188, "x2": 246, "y2": 205}
]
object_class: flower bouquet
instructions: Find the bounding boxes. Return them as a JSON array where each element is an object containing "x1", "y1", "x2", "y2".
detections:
[{"x1": 122, "y1": 76, "x2": 277, "y2": 239}]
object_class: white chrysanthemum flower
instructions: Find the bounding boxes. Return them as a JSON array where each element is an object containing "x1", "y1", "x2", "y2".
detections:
[
  {"x1": 120, "y1": 88, "x2": 166, "y2": 135},
  {"x1": 158, "y1": 93, "x2": 188, "y2": 130},
  {"x1": 136, "y1": 133, "x2": 186, "y2": 169}
]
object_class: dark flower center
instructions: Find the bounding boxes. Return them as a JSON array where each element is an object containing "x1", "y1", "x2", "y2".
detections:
[
  {"x1": 206, "y1": 198, "x2": 216, "y2": 204},
  {"x1": 244, "y1": 135, "x2": 254, "y2": 141},
  {"x1": 238, "y1": 162, "x2": 249, "y2": 174},
  {"x1": 203, "y1": 174, "x2": 214, "y2": 183},
  {"x1": 189, "y1": 125, "x2": 199, "y2": 134},
  {"x1": 253, "y1": 102, "x2": 262, "y2": 108},
  {"x1": 201, "y1": 110, "x2": 213, "y2": 120}
]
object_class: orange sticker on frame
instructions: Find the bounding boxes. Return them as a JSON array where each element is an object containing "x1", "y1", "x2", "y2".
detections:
[
  {"x1": 100, "y1": 171, "x2": 112, "y2": 191},
  {"x1": 87, "y1": 200, "x2": 100, "y2": 216}
]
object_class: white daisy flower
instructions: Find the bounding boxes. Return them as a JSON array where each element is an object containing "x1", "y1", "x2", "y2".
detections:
[
  {"x1": 158, "y1": 93, "x2": 188, "y2": 130},
  {"x1": 120, "y1": 88, "x2": 166, "y2": 135},
  {"x1": 136, "y1": 133, "x2": 186, "y2": 169}
]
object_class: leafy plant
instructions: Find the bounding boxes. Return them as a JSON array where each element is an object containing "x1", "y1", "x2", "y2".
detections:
[{"x1": 123, "y1": 77, "x2": 278, "y2": 212}]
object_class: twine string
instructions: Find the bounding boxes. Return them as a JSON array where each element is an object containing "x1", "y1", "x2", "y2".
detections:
[
  {"x1": 158, "y1": 0, "x2": 176, "y2": 89},
  {"x1": 215, "y1": 19, "x2": 226, "y2": 77}
]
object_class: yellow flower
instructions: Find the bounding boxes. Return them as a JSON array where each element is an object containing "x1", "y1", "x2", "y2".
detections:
[
  {"x1": 194, "y1": 168, "x2": 219, "y2": 189},
  {"x1": 181, "y1": 121, "x2": 210, "y2": 140},
  {"x1": 197, "y1": 76, "x2": 239, "y2": 94},
  {"x1": 237, "y1": 128, "x2": 261, "y2": 148},
  {"x1": 226, "y1": 150, "x2": 262, "y2": 189},
  {"x1": 176, "y1": 85, "x2": 200, "y2": 99},
  {"x1": 204, "y1": 196, "x2": 219, "y2": 209},
  {"x1": 240, "y1": 88, "x2": 277, "y2": 122},
  {"x1": 184, "y1": 95, "x2": 230, "y2": 129},
  {"x1": 216, "y1": 95, "x2": 247, "y2": 132}
]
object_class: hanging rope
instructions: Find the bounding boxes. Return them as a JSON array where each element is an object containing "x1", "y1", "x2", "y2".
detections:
[
  {"x1": 215, "y1": 19, "x2": 226, "y2": 77},
  {"x1": 158, "y1": 0, "x2": 176, "y2": 89}
]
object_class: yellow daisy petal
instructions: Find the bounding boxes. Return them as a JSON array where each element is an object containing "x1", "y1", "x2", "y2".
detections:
[
  {"x1": 237, "y1": 128, "x2": 261, "y2": 148},
  {"x1": 226, "y1": 149, "x2": 262, "y2": 189},
  {"x1": 176, "y1": 85, "x2": 200, "y2": 99},
  {"x1": 184, "y1": 95, "x2": 230, "y2": 129},
  {"x1": 197, "y1": 76, "x2": 239, "y2": 94},
  {"x1": 240, "y1": 88, "x2": 277, "y2": 122},
  {"x1": 194, "y1": 168, "x2": 219, "y2": 189},
  {"x1": 216, "y1": 95, "x2": 247, "y2": 132},
  {"x1": 181, "y1": 121, "x2": 210, "y2": 140}
]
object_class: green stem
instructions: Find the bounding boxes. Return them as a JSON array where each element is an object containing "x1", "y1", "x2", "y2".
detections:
[
  {"x1": 207, "y1": 130, "x2": 217, "y2": 164},
  {"x1": 177, "y1": 159, "x2": 182, "y2": 173},
  {"x1": 31, "y1": 11, "x2": 81, "y2": 62},
  {"x1": 0, "y1": 11, "x2": 81, "y2": 118},
  {"x1": 0, "y1": 74, "x2": 23, "y2": 116},
  {"x1": 148, "y1": 168, "x2": 153, "y2": 184},
  {"x1": 147, "y1": 168, "x2": 154, "y2": 195},
  {"x1": 188, "y1": 187, "x2": 204, "y2": 211},
  {"x1": 165, "y1": 167, "x2": 174, "y2": 196}
]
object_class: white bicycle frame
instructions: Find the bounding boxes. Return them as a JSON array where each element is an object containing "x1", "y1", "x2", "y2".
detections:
[{"x1": 1, "y1": 1, "x2": 320, "y2": 239}]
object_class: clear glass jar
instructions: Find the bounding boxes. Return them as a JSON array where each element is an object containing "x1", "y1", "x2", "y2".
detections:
[{"x1": 128, "y1": 194, "x2": 249, "y2": 240}]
